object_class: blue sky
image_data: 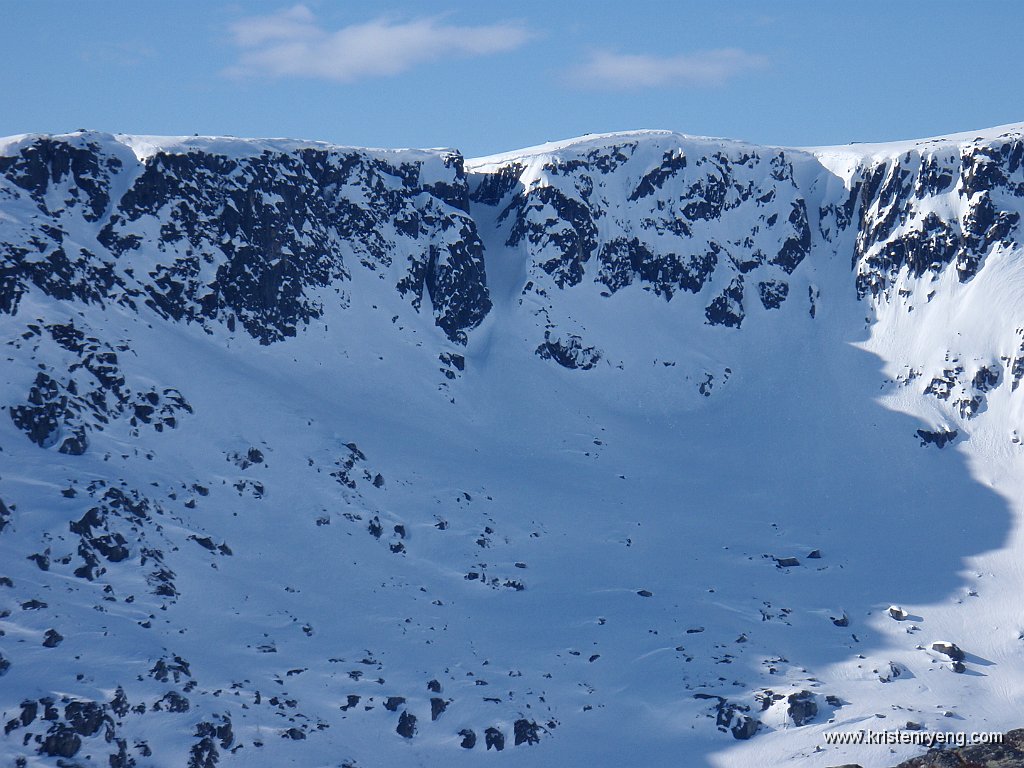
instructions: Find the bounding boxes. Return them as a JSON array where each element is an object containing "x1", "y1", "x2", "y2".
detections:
[{"x1": 2, "y1": 1, "x2": 1022, "y2": 157}]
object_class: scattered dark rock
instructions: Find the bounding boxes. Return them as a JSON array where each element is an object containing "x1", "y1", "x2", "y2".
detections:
[
  {"x1": 39, "y1": 724, "x2": 81, "y2": 758},
  {"x1": 879, "y1": 662, "x2": 905, "y2": 683},
  {"x1": 705, "y1": 276, "x2": 745, "y2": 328},
  {"x1": 156, "y1": 691, "x2": 190, "y2": 713},
  {"x1": 110, "y1": 687, "x2": 129, "y2": 717},
  {"x1": 188, "y1": 733, "x2": 218, "y2": 768},
  {"x1": 64, "y1": 700, "x2": 106, "y2": 737},
  {"x1": 20, "y1": 701, "x2": 38, "y2": 727},
  {"x1": 42, "y1": 629, "x2": 64, "y2": 647},
  {"x1": 695, "y1": 693, "x2": 760, "y2": 740},
  {"x1": 514, "y1": 718, "x2": 542, "y2": 746},
  {"x1": 931, "y1": 641, "x2": 965, "y2": 662},
  {"x1": 150, "y1": 655, "x2": 191, "y2": 683},
  {"x1": 731, "y1": 714, "x2": 759, "y2": 740},
  {"x1": 758, "y1": 280, "x2": 789, "y2": 310},
  {"x1": 383, "y1": 696, "x2": 405, "y2": 712},
  {"x1": 787, "y1": 690, "x2": 817, "y2": 726},
  {"x1": 892, "y1": 726, "x2": 1024, "y2": 767},
  {"x1": 916, "y1": 428, "x2": 958, "y2": 448},
  {"x1": 535, "y1": 332, "x2": 602, "y2": 370},
  {"x1": 27, "y1": 550, "x2": 50, "y2": 570},
  {"x1": 484, "y1": 726, "x2": 505, "y2": 751},
  {"x1": 396, "y1": 710, "x2": 417, "y2": 739},
  {"x1": 430, "y1": 697, "x2": 448, "y2": 721},
  {"x1": 189, "y1": 535, "x2": 217, "y2": 551}
]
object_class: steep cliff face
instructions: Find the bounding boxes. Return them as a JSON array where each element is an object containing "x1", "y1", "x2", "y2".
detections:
[
  {"x1": 1, "y1": 126, "x2": 1024, "y2": 768},
  {"x1": 466, "y1": 126, "x2": 1024, "y2": 426},
  {"x1": 469, "y1": 134, "x2": 813, "y2": 324},
  {"x1": 816, "y1": 132, "x2": 1024, "y2": 439},
  {"x1": 836, "y1": 136, "x2": 1023, "y2": 296},
  {"x1": 0, "y1": 133, "x2": 491, "y2": 343}
]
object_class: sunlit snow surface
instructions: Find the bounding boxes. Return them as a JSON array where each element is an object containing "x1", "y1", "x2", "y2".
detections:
[{"x1": 1, "y1": 124, "x2": 1024, "y2": 767}]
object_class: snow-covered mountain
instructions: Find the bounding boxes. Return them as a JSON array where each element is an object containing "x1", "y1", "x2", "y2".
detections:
[{"x1": 1, "y1": 123, "x2": 1023, "y2": 768}]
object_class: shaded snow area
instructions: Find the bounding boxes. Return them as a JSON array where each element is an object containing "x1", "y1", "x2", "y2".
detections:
[{"x1": 1, "y1": 124, "x2": 1024, "y2": 767}]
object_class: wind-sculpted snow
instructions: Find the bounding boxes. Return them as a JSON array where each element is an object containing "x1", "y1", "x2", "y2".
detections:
[{"x1": 1, "y1": 125, "x2": 1024, "y2": 768}]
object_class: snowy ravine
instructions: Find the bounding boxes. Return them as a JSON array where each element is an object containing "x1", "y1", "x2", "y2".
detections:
[{"x1": 1, "y1": 123, "x2": 1023, "y2": 768}]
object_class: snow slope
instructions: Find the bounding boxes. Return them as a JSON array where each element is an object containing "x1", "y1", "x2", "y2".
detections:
[{"x1": 1, "y1": 125, "x2": 1023, "y2": 767}]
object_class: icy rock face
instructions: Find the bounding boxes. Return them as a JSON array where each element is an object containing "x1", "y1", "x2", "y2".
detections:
[
  {"x1": 815, "y1": 131, "x2": 1024, "y2": 434},
  {"x1": 0, "y1": 136, "x2": 125, "y2": 312},
  {"x1": 469, "y1": 135, "x2": 813, "y2": 335},
  {"x1": 0, "y1": 133, "x2": 491, "y2": 343},
  {"x1": 829, "y1": 137, "x2": 1024, "y2": 297}
]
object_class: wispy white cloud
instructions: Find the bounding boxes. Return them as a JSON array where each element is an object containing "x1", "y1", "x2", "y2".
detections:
[
  {"x1": 568, "y1": 48, "x2": 767, "y2": 89},
  {"x1": 224, "y1": 5, "x2": 532, "y2": 82}
]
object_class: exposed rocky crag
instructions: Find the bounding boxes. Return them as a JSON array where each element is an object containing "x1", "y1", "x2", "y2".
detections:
[{"x1": 0, "y1": 134, "x2": 490, "y2": 343}]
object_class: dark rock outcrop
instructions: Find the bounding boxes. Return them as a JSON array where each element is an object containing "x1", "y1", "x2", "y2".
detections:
[
  {"x1": 787, "y1": 690, "x2": 818, "y2": 726},
  {"x1": 396, "y1": 710, "x2": 417, "y2": 739},
  {"x1": 484, "y1": 726, "x2": 505, "y2": 751},
  {"x1": 893, "y1": 727, "x2": 1024, "y2": 767}
]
